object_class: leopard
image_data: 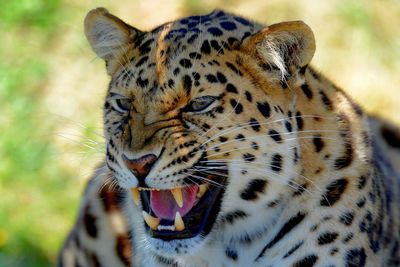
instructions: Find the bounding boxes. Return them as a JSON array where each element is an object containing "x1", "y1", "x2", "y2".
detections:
[{"x1": 58, "y1": 7, "x2": 400, "y2": 267}]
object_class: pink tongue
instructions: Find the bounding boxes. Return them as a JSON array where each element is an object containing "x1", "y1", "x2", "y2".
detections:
[{"x1": 150, "y1": 185, "x2": 199, "y2": 220}]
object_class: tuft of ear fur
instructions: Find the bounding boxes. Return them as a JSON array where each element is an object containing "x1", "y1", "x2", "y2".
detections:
[
  {"x1": 84, "y1": 7, "x2": 142, "y2": 74},
  {"x1": 242, "y1": 21, "x2": 315, "y2": 80}
]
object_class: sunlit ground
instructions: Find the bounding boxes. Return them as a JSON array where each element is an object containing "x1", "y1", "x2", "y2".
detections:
[{"x1": 0, "y1": 0, "x2": 399, "y2": 266}]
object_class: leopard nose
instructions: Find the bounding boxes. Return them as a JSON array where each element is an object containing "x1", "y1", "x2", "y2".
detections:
[{"x1": 122, "y1": 153, "x2": 158, "y2": 187}]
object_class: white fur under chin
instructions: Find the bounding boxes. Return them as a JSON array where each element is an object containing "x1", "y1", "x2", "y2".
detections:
[{"x1": 148, "y1": 235, "x2": 205, "y2": 255}]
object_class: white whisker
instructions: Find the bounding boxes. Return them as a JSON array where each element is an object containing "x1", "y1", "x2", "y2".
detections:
[
  {"x1": 197, "y1": 159, "x2": 327, "y2": 200},
  {"x1": 204, "y1": 129, "x2": 340, "y2": 152},
  {"x1": 200, "y1": 114, "x2": 336, "y2": 147}
]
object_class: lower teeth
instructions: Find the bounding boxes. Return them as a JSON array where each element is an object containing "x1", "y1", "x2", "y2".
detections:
[{"x1": 157, "y1": 225, "x2": 175, "y2": 231}]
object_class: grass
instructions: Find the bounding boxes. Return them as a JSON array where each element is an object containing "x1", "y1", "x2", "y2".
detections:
[
  {"x1": 0, "y1": 1, "x2": 82, "y2": 266},
  {"x1": 0, "y1": 0, "x2": 398, "y2": 266}
]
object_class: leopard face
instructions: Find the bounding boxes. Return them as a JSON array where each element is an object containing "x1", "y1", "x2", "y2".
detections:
[{"x1": 84, "y1": 8, "x2": 315, "y2": 256}]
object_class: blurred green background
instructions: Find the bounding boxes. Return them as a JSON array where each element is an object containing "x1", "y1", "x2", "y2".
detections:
[{"x1": 0, "y1": 0, "x2": 399, "y2": 266}]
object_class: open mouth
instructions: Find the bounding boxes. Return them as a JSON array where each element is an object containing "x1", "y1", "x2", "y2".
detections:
[{"x1": 130, "y1": 169, "x2": 227, "y2": 241}]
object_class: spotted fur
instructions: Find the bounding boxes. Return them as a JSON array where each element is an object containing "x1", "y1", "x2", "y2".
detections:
[{"x1": 59, "y1": 8, "x2": 400, "y2": 267}]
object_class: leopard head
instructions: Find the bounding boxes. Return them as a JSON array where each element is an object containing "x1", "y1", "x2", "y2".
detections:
[{"x1": 84, "y1": 7, "x2": 315, "y2": 257}]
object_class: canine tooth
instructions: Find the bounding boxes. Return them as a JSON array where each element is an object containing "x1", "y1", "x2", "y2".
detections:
[
  {"x1": 131, "y1": 187, "x2": 140, "y2": 205},
  {"x1": 142, "y1": 211, "x2": 160, "y2": 230},
  {"x1": 197, "y1": 184, "x2": 208, "y2": 198},
  {"x1": 171, "y1": 188, "x2": 183, "y2": 208},
  {"x1": 174, "y1": 211, "x2": 185, "y2": 231}
]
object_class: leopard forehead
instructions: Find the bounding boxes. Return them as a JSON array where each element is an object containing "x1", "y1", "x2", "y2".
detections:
[{"x1": 108, "y1": 10, "x2": 262, "y2": 105}]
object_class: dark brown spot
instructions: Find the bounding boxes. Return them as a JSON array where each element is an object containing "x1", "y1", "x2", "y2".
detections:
[
  {"x1": 257, "y1": 101, "x2": 271, "y2": 118},
  {"x1": 251, "y1": 141, "x2": 259, "y2": 150},
  {"x1": 135, "y1": 56, "x2": 149, "y2": 67},
  {"x1": 235, "y1": 133, "x2": 245, "y2": 141},
  {"x1": 226, "y1": 62, "x2": 241, "y2": 75},
  {"x1": 210, "y1": 40, "x2": 223, "y2": 52},
  {"x1": 343, "y1": 233, "x2": 354, "y2": 243},
  {"x1": 295, "y1": 111, "x2": 304, "y2": 130},
  {"x1": 216, "y1": 72, "x2": 227, "y2": 83},
  {"x1": 168, "y1": 79, "x2": 175, "y2": 88},
  {"x1": 136, "y1": 76, "x2": 148, "y2": 88},
  {"x1": 292, "y1": 254, "x2": 318, "y2": 267},
  {"x1": 189, "y1": 52, "x2": 202, "y2": 59},
  {"x1": 240, "y1": 179, "x2": 267, "y2": 200},
  {"x1": 345, "y1": 248, "x2": 366, "y2": 267},
  {"x1": 179, "y1": 58, "x2": 192, "y2": 68},
  {"x1": 230, "y1": 99, "x2": 243, "y2": 114},
  {"x1": 301, "y1": 83, "x2": 313, "y2": 99},
  {"x1": 225, "y1": 248, "x2": 238, "y2": 261},
  {"x1": 334, "y1": 143, "x2": 353, "y2": 170},
  {"x1": 283, "y1": 241, "x2": 304, "y2": 258},
  {"x1": 285, "y1": 121, "x2": 292, "y2": 132},
  {"x1": 245, "y1": 91, "x2": 252, "y2": 102},
  {"x1": 339, "y1": 211, "x2": 355, "y2": 226},
  {"x1": 138, "y1": 38, "x2": 153, "y2": 54},
  {"x1": 292, "y1": 183, "x2": 308, "y2": 196},
  {"x1": 319, "y1": 91, "x2": 333, "y2": 110},
  {"x1": 334, "y1": 114, "x2": 353, "y2": 169},
  {"x1": 357, "y1": 197, "x2": 366, "y2": 208},
  {"x1": 226, "y1": 83, "x2": 238, "y2": 93},
  {"x1": 271, "y1": 154, "x2": 282, "y2": 172},
  {"x1": 320, "y1": 178, "x2": 348, "y2": 206},
  {"x1": 349, "y1": 99, "x2": 363, "y2": 116},
  {"x1": 317, "y1": 232, "x2": 338, "y2": 245},
  {"x1": 83, "y1": 205, "x2": 97, "y2": 238},
  {"x1": 221, "y1": 210, "x2": 248, "y2": 224},
  {"x1": 205, "y1": 74, "x2": 218, "y2": 83},
  {"x1": 299, "y1": 65, "x2": 307, "y2": 75},
  {"x1": 243, "y1": 153, "x2": 255, "y2": 162},
  {"x1": 173, "y1": 67, "x2": 180, "y2": 75},
  {"x1": 257, "y1": 212, "x2": 307, "y2": 259},
  {"x1": 312, "y1": 135, "x2": 324, "y2": 152},
  {"x1": 330, "y1": 247, "x2": 339, "y2": 256},
  {"x1": 90, "y1": 253, "x2": 101, "y2": 267},
  {"x1": 182, "y1": 75, "x2": 192, "y2": 94},
  {"x1": 268, "y1": 129, "x2": 282, "y2": 143},
  {"x1": 358, "y1": 176, "x2": 367, "y2": 189},
  {"x1": 200, "y1": 40, "x2": 211, "y2": 54},
  {"x1": 381, "y1": 124, "x2": 400, "y2": 148},
  {"x1": 249, "y1": 118, "x2": 260, "y2": 131},
  {"x1": 99, "y1": 183, "x2": 124, "y2": 212},
  {"x1": 219, "y1": 136, "x2": 228, "y2": 142},
  {"x1": 116, "y1": 234, "x2": 132, "y2": 266}
]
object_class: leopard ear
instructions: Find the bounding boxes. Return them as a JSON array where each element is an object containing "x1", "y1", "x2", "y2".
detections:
[
  {"x1": 84, "y1": 7, "x2": 142, "y2": 75},
  {"x1": 242, "y1": 21, "x2": 315, "y2": 80}
]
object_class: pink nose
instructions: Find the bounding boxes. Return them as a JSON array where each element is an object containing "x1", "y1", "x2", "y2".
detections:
[{"x1": 122, "y1": 153, "x2": 157, "y2": 186}]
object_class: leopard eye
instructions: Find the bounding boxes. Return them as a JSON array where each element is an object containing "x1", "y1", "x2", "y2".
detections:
[
  {"x1": 183, "y1": 96, "x2": 216, "y2": 113},
  {"x1": 111, "y1": 98, "x2": 131, "y2": 113}
]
